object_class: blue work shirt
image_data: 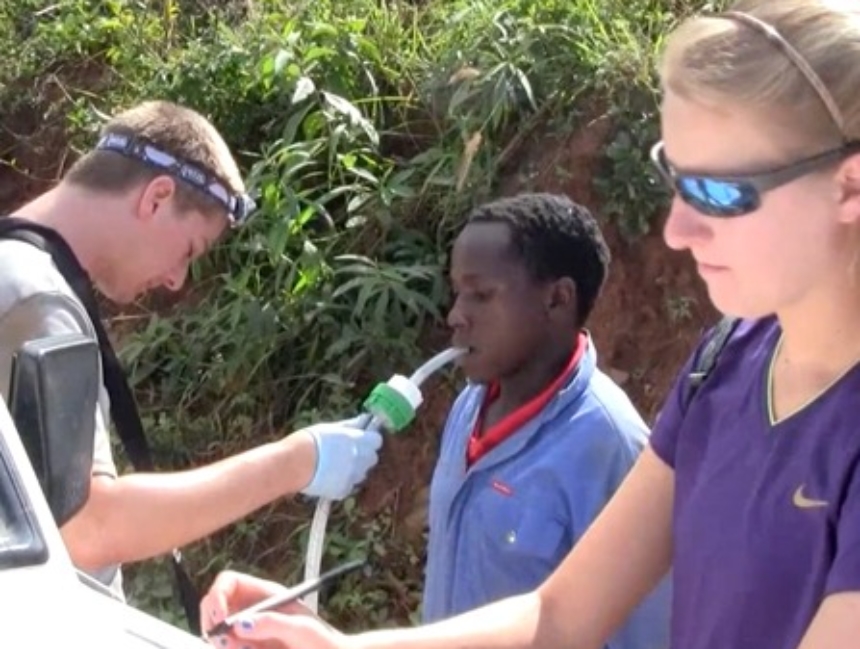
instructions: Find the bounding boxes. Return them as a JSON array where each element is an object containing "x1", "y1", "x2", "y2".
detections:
[{"x1": 422, "y1": 336, "x2": 671, "y2": 649}]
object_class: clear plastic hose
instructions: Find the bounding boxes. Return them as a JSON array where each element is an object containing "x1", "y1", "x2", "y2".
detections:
[
  {"x1": 303, "y1": 412, "x2": 376, "y2": 612},
  {"x1": 302, "y1": 347, "x2": 466, "y2": 612},
  {"x1": 408, "y1": 347, "x2": 469, "y2": 388}
]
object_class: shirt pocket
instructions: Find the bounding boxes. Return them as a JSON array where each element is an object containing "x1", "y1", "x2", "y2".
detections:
[{"x1": 474, "y1": 486, "x2": 568, "y2": 563}]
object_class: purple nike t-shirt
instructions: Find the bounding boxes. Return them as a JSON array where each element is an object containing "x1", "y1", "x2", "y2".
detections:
[{"x1": 651, "y1": 317, "x2": 860, "y2": 649}]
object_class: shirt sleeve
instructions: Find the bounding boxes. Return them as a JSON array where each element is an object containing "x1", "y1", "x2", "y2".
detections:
[
  {"x1": 824, "y1": 456, "x2": 860, "y2": 595},
  {"x1": 649, "y1": 339, "x2": 704, "y2": 470},
  {"x1": 0, "y1": 292, "x2": 117, "y2": 479}
]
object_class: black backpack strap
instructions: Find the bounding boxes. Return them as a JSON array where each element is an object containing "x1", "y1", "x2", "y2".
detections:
[
  {"x1": 0, "y1": 218, "x2": 153, "y2": 470},
  {"x1": 0, "y1": 217, "x2": 201, "y2": 633},
  {"x1": 682, "y1": 316, "x2": 740, "y2": 411}
]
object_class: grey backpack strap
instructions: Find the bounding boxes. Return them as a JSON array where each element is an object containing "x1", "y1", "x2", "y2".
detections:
[{"x1": 682, "y1": 317, "x2": 740, "y2": 410}]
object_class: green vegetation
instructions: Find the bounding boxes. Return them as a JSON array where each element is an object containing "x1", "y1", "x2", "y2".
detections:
[{"x1": 0, "y1": 0, "x2": 723, "y2": 631}]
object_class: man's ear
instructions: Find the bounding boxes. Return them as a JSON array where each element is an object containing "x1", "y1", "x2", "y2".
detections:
[
  {"x1": 136, "y1": 175, "x2": 176, "y2": 223},
  {"x1": 547, "y1": 277, "x2": 576, "y2": 318},
  {"x1": 835, "y1": 154, "x2": 860, "y2": 225}
]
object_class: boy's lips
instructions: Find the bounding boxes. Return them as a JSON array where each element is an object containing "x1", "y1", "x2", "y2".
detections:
[{"x1": 451, "y1": 342, "x2": 474, "y2": 361}]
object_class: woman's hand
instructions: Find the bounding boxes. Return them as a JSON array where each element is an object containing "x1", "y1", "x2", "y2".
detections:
[{"x1": 200, "y1": 570, "x2": 353, "y2": 649}]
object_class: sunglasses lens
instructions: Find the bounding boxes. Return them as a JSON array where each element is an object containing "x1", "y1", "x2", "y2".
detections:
[{"x1": 676, "y1": 177, "x2": 759, "y2": 217}]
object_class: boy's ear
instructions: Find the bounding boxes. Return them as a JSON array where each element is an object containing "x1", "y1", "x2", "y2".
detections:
[{"x1": 547, "y1": 277, "x2": 576, "y2": 314}]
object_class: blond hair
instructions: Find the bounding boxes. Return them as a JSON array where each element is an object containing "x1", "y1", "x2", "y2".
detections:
[
  {"x1": 659, "y1": 0, "x2": 860, "y2": 152},
  {"x1": 65, "y1": 100, "x2": 244, "y2": 217}
]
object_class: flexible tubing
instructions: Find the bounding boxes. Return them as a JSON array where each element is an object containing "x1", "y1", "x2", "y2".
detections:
[
  {"x1": 302, "y1": 347, "x2": 466, "y2": 612},
  {"x1": 407, "y1": 347, "x2": 469, "y2": 387},
  {"x1": 303, "y1": 412, "x2": 376, "y2": 612}
]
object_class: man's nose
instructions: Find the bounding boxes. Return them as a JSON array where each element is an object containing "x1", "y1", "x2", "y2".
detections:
[{"x1": 163, "y1": 264, "x2": 189, "y2": 293}]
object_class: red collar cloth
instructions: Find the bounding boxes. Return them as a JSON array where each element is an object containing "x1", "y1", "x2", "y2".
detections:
[{"x1": 466, "y1": 332, "x2": 587, "y2": 467}]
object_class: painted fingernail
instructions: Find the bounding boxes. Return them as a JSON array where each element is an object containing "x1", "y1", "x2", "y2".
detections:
[{"x1": 239, "y1": 617, "x2": 254, "y2": 631}]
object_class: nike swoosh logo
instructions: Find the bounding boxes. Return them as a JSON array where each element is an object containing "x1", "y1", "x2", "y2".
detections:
[{"x1": 793, "y1": 485, "x2": 828, "y2": 509}]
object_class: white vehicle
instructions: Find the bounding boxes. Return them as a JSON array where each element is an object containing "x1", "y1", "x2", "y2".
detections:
[{"x1": 0, "y1": 333, "x2": 207, "y2": 648}]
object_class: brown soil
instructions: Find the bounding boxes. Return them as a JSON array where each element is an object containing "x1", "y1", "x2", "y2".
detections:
[{"x1": 0, "y1": 60, "x2": 113, "y2": 211}]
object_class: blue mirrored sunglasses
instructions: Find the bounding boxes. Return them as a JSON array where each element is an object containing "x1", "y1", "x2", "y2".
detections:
[
  {"x1": 95, "y1": 132, "x2": 257, "y2": 227},
  {"x1": 649, "y1": 140, "x2": 860, "y2": 218}
]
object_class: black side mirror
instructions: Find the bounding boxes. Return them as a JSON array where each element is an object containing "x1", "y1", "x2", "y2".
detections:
[{"x1": 7, "y1": 333, "x2": 98, "y2": 527}]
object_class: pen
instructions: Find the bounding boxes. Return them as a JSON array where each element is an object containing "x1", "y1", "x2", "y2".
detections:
[{"x1": 205, "y1": 558, "x2": 367, "y2": 637}]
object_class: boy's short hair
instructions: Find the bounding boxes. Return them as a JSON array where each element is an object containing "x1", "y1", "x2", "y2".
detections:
[
  {"x1": 467, "y1": 193, "x2": 610, "y2": 327},
  {"x1": 64, "y1": 100, "x2": 244, "y2": 219}
]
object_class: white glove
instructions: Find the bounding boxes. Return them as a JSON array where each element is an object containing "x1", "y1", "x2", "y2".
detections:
[{"x1": 300, "y1": 415, "x2": 383, "y2": 500}]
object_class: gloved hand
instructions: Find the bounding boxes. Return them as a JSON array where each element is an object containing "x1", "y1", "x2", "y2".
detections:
[{"x1": 299, "y1": 415, "x2": 383, "y2": 500}]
